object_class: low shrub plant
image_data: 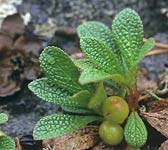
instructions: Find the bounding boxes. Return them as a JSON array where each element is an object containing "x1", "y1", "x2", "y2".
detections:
[{"x1": 29, "y1": 8, "x2": 154, "y2": 148}]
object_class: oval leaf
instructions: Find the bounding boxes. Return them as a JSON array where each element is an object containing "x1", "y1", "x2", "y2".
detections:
[
  {"x1": 112, "y1": 8, "x2": 143, "y2": 68},
  {"x1": 40, "y1": 46, "x2": 82, "y2": 93},
  {"x1": 28, "y1": 78, "x2": 83, "y2": 107},
  {"x1": 77, "y1": 21, "x2": 114, "y2": 49},
  {"x1": 124, "y1": 112, "x2": 147, "y2": 148},
  {"x1": 80, "y1": 38, "x2": 122, "y2": 74},
  {"x1": 33, "y1": 114, "x2": 102, "y2": 140}
]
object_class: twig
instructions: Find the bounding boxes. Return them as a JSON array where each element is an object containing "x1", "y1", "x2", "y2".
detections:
[
  {"x1": 146, "y1": 49, "x2": 168, "y2": 56},
  {"x1": 138, "y1": 94, "x2": 150, "y2": 101},
  {"x1": 16, "y1": 137, "x2": 21, "y2": 150}
]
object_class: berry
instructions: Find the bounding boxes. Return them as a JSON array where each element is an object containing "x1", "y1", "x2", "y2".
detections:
[
  {"x1": 102, "y1": 96, "x2": 129, "y2": 124},
  {"x1": 99, "y1": 121, "x2": 123, "y2": 145}
]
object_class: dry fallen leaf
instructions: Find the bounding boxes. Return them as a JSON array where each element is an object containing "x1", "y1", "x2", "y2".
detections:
[
  {"x1": 0, "y1": 31, "x2": 13, "y2": 50},
  {"x1": 13, "y1": 35, "x2": 42, "y2": 57},
  {"x1": 1, "y1": 13, "x2": 24, "y2": 36},
  {"x1": 0, "y1": 49, "x2": 24, "y2": 96},
  {"x1": 142, "y1": 109, "x2": 168, "y2": 138},
  {"x1": 0, "y1": 13, "x2": 42, "y2": 96}
]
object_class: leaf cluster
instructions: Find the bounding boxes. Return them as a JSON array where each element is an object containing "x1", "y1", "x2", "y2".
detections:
[
  {"x1": 28, "y1": 8, "x2": 154, "y2": 140},
  {"x1": 77, "y1": 8, "x2": 154, "y2": 91}
]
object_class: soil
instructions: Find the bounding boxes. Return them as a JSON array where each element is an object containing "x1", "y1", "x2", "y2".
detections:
[{"x1": 0, "y1": 0, "x2": 168, "y2": 149}]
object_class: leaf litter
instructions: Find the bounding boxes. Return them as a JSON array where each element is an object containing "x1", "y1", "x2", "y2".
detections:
[{"x1": 0, "y1": 13, "x2": 42, "y2": 97}]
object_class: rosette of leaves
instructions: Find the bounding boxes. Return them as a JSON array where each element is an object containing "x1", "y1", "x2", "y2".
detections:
[
  {"x1": 0, "y1": 113, "x2": 15, "y2": 150},
  {"x1": 29, "y1": 8, "x2": 154, "y2": 148},
  {"x1": 77, "y1": 8, "x2": 154, "y2": 148}
]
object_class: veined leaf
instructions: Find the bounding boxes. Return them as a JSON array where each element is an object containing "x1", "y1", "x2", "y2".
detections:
[
  {"x1": 70, "y1": 90, "x2": 91, "y2": 107},
  {"x1": 74, "y1": 59, "x2": 96, "y2": 70},
  {"x1": 28, "y1": 78, "x2": 84, "y2": 107},
  {"x1": 0, "y1": 136, "x2": 15, "y2": 150},
  {"x1": 112, "y1": 8, "x2": 143, "y2": 68},
  {"x1": 77, "y1": 21, "x2": 114, "y2": 49},
  {"x1": 75, "y1": 59, "x2": 115, "y2": 85},
  {"x1": 124, "y1": 112, "x2": 147, "y2": 148},
  {"x1": 33, "y1": 114, "x2": 102, "y2": 140},
  {"x1": 76, "y1": 59, "x2": 127, "y2": 85},
  {"x1": 80, "y1": 38, "x2": 122, "y2": 74},
  {"x1": 40, "y1": 46, "x2": 82, "y2": 93},
  {"x1": 88, "y1": 82, "x2": 107, "y2": 114},
  {"x1": 137, "y1": 38, "x2": 154, "y2": 62},
  {"x1": 77, "y1": 21, "x2": 122, "y2": 58},
  {"x1": 0, "y1": 113, "x2": 8, "y2": 124},
  {"x1": 79, "y1": 68, "x2": 112, "y2": 85}
]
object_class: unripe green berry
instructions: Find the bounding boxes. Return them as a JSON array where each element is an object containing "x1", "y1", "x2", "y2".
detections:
[
  {"x1": 99, "y1": 121, "x2": 123, "y2": 145},
  {"x1": 102, "y1": 96, "x2": 129, "y2": 124}
]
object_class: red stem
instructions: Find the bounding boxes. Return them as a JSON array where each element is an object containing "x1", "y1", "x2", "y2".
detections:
[{"x1": 126, "y1": 76, "x2": 139, "y2": 112}]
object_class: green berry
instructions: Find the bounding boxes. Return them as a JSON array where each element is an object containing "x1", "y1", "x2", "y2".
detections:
[
  {"x1": 102, "y1": 96, "x2": 129, "y2": 124},
  {"x1": 99, "y1": 121, "x2": 123, "y2": 145}
]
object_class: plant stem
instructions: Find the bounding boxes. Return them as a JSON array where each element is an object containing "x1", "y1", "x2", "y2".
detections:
[{"x1": 126, "y1": 86, "x2": 139, "y2": 112}]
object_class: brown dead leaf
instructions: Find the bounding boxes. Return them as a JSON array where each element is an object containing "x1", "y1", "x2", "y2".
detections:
[
  {"x1": 0, "y1": 31, "x2": 13, "y2": 50},
  {"x1": 13, "y1": 35, "x2": 42, "y2": 80},
  {"x1": 0, "y1": 49, "x2": 24, "y2": 96},
  {"x1": 160, "y1": 140, "x2": 168, "y2": 150},
  {"x1": 137, "y1": 68, "x2": 157, "y2": 93},
  {"x1": 43, "y1": 126, "x2": 99, "y2": 150},
  {"x1": 150, "y1": 99, "x2": 168, "y2": 112},
  {"x1": 13, "y1": 35, "x2": 42, "y2": 57},
  {"x1": 0, "y1": 13, "x2": 42, "y2": 96},
  {"x1": 141, "y1": 109, "x2": 168, "y2": 138},
  {"x1": 1, "y1": 13, "x2": 24, "y2": 36}
]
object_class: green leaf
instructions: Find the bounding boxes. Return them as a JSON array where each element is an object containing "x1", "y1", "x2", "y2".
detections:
[
  {"x1": 28, "y1": 78, "x2": 83, "y2": 107},
  {"x1": 75, "y1": 59, "x2": 112, "y2": 84},
  {"x1": 79, "y1": 68, "x2": 112, "y2": 85},
  {"x1": 88, "y1": 82, "x2": 107, "y2": 114},
  {"x1": 0, "y1": 136, "x2": 15, "y2": 150},
  {"x1": 74, "y1": 59, "x2": 96, "y2": 70},
  {"x1": 77, "y1": 21, "x2": 114, "y2": 49},
  {"x1": 124, "y1": 112, "x2": 147, "y2": 148},
  {"x1": 137, "y1": 38, "x2": 154, "y2": 62},
  {"x1": 70, "y1": 90, "x2": 91, "y2": 107},
  {"x1": 62, "y1": 106, "x2": 95, "y2": 115},
  {"x1": 80, "y1": 38, "x2": 122, "y2": 74},
  {"x1": 112, "y1": 8, "x2": 143, "y2": 68},
  {"x1": 0, "y1": 113, "x2": 8, "y2": 124},
  {"x1": 33, "y1": 114, "x2": 101, "y2": 140},
  {"x1": 76, "y1": 59, "x2": 127, "y2": 85},
  {"x1": 40, "y1": 46, "x2": 82, "y2": 93}
]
